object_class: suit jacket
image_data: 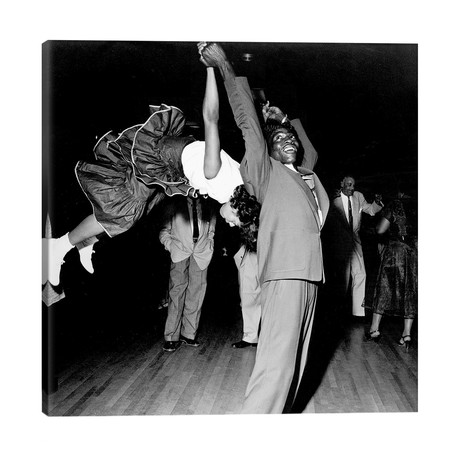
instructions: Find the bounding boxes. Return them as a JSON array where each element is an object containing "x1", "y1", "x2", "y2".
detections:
[
  {"x1": 224, "y1": 77, "x2": 330, "y2": 283},
  {"x1": 159, "y1": 196, "x2": 216, "y2": 270},
  {"x1": 327, "y1": 191, "x2": 382, "y2": 258}
]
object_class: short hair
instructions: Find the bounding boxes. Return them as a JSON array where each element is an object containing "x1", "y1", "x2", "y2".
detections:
[
  {"x1": 230, "y1": 184, "x2": 261, "y2": 252},
  {"x1": 262, "y1": 119, "x2": 297, "y2": 150}
]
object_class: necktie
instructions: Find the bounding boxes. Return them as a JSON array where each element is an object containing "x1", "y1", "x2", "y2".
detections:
[
  {"x1": 348, "y1": 196, "x2": 353, "y2": 230},
  {"x1": 192, "y1": 199, "x2": 199, "y2": 242}
]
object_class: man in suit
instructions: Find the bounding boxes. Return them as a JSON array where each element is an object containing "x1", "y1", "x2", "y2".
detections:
[
  {"x1": 327, "y1": 176, "x2": 383, "y2": 317},
  {"x1": 199, "y1": 42, "x2": 329, "y2": 413},
  {"x1": 159, "y1": 195, "x2": 217, "y2": 352},
  {"x1": 231, "y1": 117, "x2": 320, "y2": 350}
]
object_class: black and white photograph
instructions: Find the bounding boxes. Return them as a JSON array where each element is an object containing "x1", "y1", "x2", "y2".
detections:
[
  {"x1": 3, "y1": 1, "x2": 459, "y2": 459},
  {"x1": 42, "y1": 40, "x2": 418, "y2": 417}
]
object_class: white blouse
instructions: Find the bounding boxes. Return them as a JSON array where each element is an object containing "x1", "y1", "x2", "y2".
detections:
[{"x1": 181, "y1": 141, "x2": 244, "y2": 204}]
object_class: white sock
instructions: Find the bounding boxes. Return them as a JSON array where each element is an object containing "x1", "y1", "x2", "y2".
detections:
[
  {"x1": 44, "y1": 232, "x2": 73, "y2": 286},
  {"x1": 78, "y1": 244, "x2": 95, "y2": 274},
  {"x1": 59, "y1": 233, "x2": 73, "y2": 253}
]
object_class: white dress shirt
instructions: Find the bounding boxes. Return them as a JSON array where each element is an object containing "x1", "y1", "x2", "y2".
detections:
[{"x1": 340, "y1": 192, "x2": 353, "y2": 225}]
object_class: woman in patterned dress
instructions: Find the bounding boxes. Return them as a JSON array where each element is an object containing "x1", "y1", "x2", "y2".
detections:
[{"x1": 364, "y1": 192, "x2": 417, "y2": 349}]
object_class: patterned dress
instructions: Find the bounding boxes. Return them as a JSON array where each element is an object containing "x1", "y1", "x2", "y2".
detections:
[{"x1": 371, "y1": 198, "x2": 417, "y2": 318}]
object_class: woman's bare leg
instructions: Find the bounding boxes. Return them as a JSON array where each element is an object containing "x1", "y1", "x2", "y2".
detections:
[
  {"x1": 370, "y1": 312, "x2": 383, "y2": 333},
  {"x1": 402, "y1": 317, "x2": 413, "y2": 337},
  {"x1": 68, "y1": 214, "x2": 104, "y2": 245},
  {"x1": 364, "y1": 312, "x2": 383, "y2": 340},
  {"x1": 397, "y1": 317, "x2": 414, "y2": 349}
]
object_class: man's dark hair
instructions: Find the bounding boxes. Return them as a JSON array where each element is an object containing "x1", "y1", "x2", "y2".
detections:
[
  {"x1": 262, "y1": 119, "x2": 297, "y2": 150},
  {"x1": 230, "y1": 184, "x2": 261, "y2": 252}
]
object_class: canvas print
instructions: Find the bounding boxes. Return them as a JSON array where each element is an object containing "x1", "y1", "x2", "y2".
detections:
[{"x1": 42, "y1": 41, "x2": 417, "y2": 415}]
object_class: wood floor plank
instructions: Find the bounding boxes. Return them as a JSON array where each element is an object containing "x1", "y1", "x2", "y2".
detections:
[{"x1": 45, "y1": 305, "x2": 417, "y2": 416}]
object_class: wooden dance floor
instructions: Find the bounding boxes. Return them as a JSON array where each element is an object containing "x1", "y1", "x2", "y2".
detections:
[{"x1": 43, "y1": 287, "x2": 417, "y2": 416}]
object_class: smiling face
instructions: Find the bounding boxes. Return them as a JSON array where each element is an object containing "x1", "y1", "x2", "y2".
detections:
[
  {"x1": 220, "y1": 202, "x2": 242, "y2": 227},
  {"x1": 341, "y1": 176, "x2": 355, "y2": 196},
  {"x1": 268, "y1": 127, "x2": 299, "y2": 165}
]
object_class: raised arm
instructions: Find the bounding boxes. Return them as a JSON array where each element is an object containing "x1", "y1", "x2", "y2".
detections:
[
  {"x1": 201, "y1": 65, "x2": 221, "y2": 179},
  {"x1": 199, "y1": 42, "x2": 270, "y2": 201},
  {"x1": 261, "y1": 102, "x2": 286, "y2": 124},
  {"x1": 291, "y1": 119, "x2": 318, "y2": 170},
  {"x1": 198, "y1": 41, "x2": 236, "y2": 81},
  {"x1": 361, "y1": 193, "x2": 383, "y2": 215}
]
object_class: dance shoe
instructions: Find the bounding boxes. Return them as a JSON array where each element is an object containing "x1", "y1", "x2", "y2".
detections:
[
  {"x1": 78, "y1": 244, "x2": 95, "y2": 274},
  {"x1": 232, "y1": 340, "x2": 257, "y2": 348},
  {"x1": 163, "y1": 341, "x2": 181, "y2": 352},
  {"x1": 363, "y1": 330, "x2": 381, "y2": 342},
  {"x1": 398, "y1": 335, "x2": 412, "y2": 351},
  {"x1": 180, "y1": 335, "x2": 200, "y2": 347}
]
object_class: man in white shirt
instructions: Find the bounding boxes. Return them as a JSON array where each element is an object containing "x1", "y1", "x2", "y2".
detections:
[{"x1": 327, "y1": 176, "x2": 383, "y2": 317}]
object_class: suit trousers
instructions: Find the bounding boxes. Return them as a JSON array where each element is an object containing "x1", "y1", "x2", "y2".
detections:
[
  {"x1": 241, "y1": 279, "x2": 318, "y2": 414},
  {"x1": 234, "y1": 248, "x2": 261, "y2": 344},
  {"x1": 347, "y1": 245, "x2": 366, "y2": 316},
  {"x1": 164, "y1": 256, "x2": 208, "y2": 341}
]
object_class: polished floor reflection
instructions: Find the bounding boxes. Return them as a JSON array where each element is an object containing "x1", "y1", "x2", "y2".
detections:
[{"x1": 43, "y1": 289, "x2": 417, "y2": 416}]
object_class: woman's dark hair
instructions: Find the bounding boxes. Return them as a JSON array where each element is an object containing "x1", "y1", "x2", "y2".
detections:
[{"x1": 230, "y1": 184, "x2": 261, "y2": 252}]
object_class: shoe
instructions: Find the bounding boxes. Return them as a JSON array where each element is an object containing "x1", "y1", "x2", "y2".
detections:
[
  {"x1": 364, "y1": 330, "x2": 381, "y2": 342},
  {"x1": 78, "y1": 244, "x2": 95, "y2": 274},
  {"x1": 163, "y1": 341, "x2": 181, "y2": 352},
  {"x1": 180, "y1": 335, "x2": 200, "y2": 347},
  {"x1": 398, "y1": 335, "x2": 412, "y2": 351},
  {"x1": 232, "y1": 340, "x2": 257, "y2": 348}
]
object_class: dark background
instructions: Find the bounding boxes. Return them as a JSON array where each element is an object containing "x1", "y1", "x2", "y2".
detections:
[
  {"x1": 42, "y1": 41, "x2": 417, "y2": 378},
  {"x1": 43, "y1": 40, "x2": 417, "y2": 221}
]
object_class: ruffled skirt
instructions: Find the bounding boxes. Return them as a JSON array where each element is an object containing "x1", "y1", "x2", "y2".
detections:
[{"x1": 75, "y1": 104, "x2": 196, "y2": 237}]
